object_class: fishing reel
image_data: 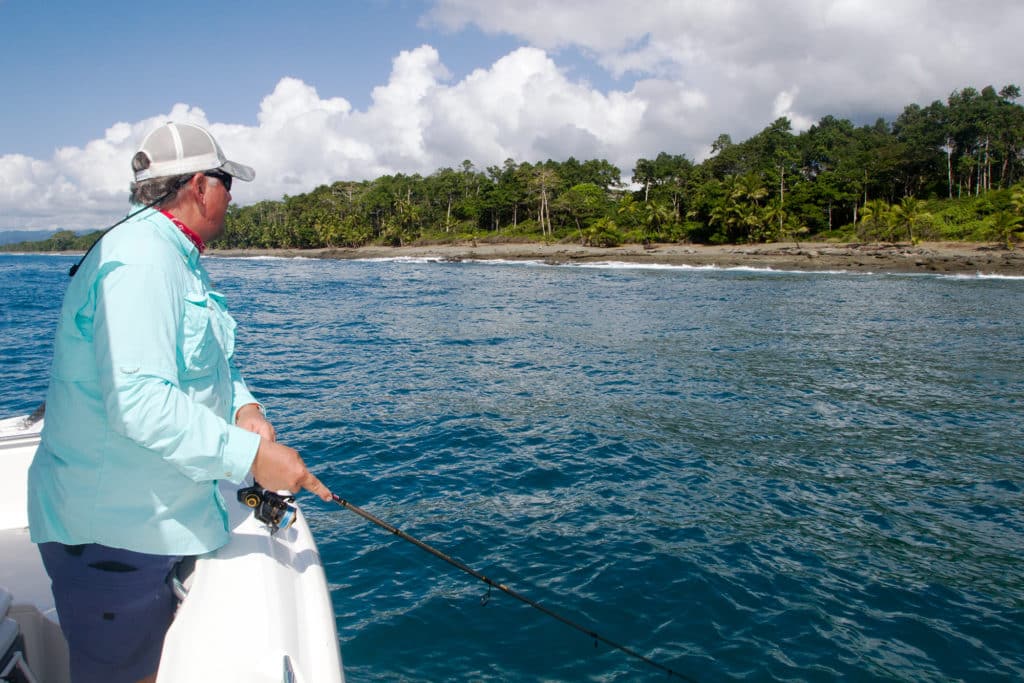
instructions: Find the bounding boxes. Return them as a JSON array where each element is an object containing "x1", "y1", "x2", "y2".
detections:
[{"x1": 237, "y1": 483, "x2": 297, "y2": 534}]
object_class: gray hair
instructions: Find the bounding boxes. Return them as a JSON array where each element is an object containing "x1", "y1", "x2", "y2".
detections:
[{"x1": 129, "y1": 172, "x2": 195, "y2": 206}]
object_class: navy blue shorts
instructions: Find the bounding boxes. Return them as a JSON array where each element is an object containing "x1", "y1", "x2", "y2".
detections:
[{"x1": 38, "y1": 542, "x2": 181, "y2": 683}]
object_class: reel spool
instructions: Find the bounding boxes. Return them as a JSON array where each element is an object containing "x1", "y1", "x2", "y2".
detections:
[{"x1": 237, "y1": 483, "x2": 297, "y2": 533}]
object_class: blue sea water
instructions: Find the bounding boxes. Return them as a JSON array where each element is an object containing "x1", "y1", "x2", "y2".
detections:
[{"x1": 2, "y1": 252, "x2": 1023, "y2": 682}]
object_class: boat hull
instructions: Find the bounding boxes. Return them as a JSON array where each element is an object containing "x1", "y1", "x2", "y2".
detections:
[
  {"x1": 0, "y1": 415, "x2": 344, "y2": 683},
  {"x1": 158, "y1": 481, "x2": 345, "y2": 683}
]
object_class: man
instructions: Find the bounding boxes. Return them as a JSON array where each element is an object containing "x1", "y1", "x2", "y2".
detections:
[{"x1": 27, "y1": 121, "x2": 332, "y2": 683}]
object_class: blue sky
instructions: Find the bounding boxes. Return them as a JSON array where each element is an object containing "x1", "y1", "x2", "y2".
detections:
[
  {"x1": 2, "y1": 0, "x2": 1022, "y2": 231},
  {"x1": 0, "y1": 0, "x2": 624, "y2": 158},
  {"x1": 0, "y1": 1, "x2": 514, "y2": 156}
]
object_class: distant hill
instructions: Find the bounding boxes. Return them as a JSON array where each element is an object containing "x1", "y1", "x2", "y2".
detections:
[
  {"x1": 0, "y1": 229, "x2": 61, "y2": 246},
  {"x1": 0, "y1": 228, "x2": 105, "y2": 253}
]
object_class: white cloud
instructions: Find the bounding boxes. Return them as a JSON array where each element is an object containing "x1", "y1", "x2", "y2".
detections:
[
  {"x1": 773, "y1": 88, "x2": 814, "y2": 133},
  {"x1": 0, "y1": 45, "x2": 656, "y2": 230},
  {"x1": 3, "y1": 0, "x2": 1023, "y2": 230},
  {"x1": 427, "y1": 0, "x2": 1024, "y2": 143},
  {"x1": 0, "y1": 105, "x2": 221, "y2": 231}
]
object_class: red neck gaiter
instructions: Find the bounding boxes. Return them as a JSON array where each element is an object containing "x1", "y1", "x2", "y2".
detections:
[{"x1": 159, "y1": 209, "x2": 206, "y2": 254}]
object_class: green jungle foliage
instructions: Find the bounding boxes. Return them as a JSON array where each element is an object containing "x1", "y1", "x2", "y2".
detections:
[
  {"x1": 3, "y1": 229, "x2": 104, "y2": 253},
  {"x1": 7, "y1": 84, "x2": 1024, "y2": 252}
]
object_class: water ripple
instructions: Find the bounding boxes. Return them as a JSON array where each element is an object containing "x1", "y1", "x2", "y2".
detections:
[{"x1": 3, "y1": 254, "x2": 1023, "y2": 682}]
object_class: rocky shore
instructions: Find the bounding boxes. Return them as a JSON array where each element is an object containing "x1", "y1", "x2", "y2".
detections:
[{"x1": 209, "y1": 241, "x2": 1024, "y2": 276}]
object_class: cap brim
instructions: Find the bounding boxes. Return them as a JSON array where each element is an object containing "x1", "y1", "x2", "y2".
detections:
[{"x1": 220, "y1": 160, "x2": 255, "y2": 182}]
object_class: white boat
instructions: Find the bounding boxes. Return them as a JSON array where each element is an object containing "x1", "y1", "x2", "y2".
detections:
[{"x1": 0, "y1": 413, "x2": 345, "y2": 683}]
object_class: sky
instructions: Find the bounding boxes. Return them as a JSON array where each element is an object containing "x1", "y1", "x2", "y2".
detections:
[{"x1": 2, "y1": 0, "x2": 1023, "y2": 232}]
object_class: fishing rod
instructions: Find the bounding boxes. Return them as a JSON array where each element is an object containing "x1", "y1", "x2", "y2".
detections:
[{"x1": 330, "y1": 493, "x2": 696, "y2": 681}]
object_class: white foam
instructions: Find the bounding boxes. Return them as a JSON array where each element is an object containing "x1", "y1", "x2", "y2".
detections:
[
  {"x1": 202, "y1": 252, "x2": 1024, "y2": 281},
  {"x1": 207, "y1": 254, "x2": 315, "y2": 261},
  {"x1": 351, "y1": 256, "x2": 448, "y2": 264},
  {"x1": 561, "y1": 260, "x2": 860, "y2": 276},
  {"x1": 942, "y1": 272, "x2": 1024, "y2": 281}
]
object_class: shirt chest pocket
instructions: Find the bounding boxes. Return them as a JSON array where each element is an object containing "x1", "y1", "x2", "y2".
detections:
[{"x1": 181, "y1": 291, "x2": 237, "y2": 380}]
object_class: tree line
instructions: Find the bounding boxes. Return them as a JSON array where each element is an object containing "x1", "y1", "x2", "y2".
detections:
[{"x1": 6, "y1": 83, "x2": 1024, "y2": 253}]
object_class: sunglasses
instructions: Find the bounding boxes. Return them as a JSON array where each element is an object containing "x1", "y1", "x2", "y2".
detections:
[{"x1": 204, "y1": 170, "x2": 233, "y2": 192}]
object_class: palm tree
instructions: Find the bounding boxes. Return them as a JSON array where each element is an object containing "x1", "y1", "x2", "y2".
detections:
[
  {"x1": 1011, "y1": 184, "x2": 1024, "y2": 216},
  {"x1": 990, "y1": 210, "x2": 1023, "y2": 250},
  {"x1": 708, "y1": 193, "x2": 742, "y2": 242},
  {"x1": 889, "y1": 196, "x2": 931, "y2": 244},
  {"x1": 707, "y1": 174, "x2": 769, "y2": 243},
  {"x1": 616, "y1": 194, "x2": 642, "y2": 229},
  {"x1": 732, "y1": 173, "x2": 769, "y2": 206},
  {"x1": 781, "y1": 216, "x2": 811, "y2": 249},
  {"x1": 641, "y1": 201, "x2": 675, "y2": 242},
  {"x1": 583, "y1": 217, "x2": 622, "y2": 247},
  {"x1": 859, "y1": 199, "x2": 891, "y2": 243},
  {"x1": 732, "y1": 174, "x2": 769, "y2": 242}
]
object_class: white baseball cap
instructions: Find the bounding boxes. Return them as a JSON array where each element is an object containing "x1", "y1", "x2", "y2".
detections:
[{"x1": 132, "y1": 121, "x2": 255, "y2": 183}]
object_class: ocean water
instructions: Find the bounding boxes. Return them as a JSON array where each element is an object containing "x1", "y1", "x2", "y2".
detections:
[{"x1": 2, "y1": 253, "x2": 1023, "y2": 682}]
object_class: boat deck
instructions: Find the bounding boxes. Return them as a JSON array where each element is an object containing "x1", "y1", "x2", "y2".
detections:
[
  {"x1": 1, "y1": 415, "x2": 70, "y2": 682},
  {"x1": 1, "y1": 415, "x2": 344, "y2": 683}
]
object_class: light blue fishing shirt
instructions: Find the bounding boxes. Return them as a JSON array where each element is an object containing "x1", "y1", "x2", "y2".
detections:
[{"x1": 28, "y1": 207, "x2": 262, "y2": 555}]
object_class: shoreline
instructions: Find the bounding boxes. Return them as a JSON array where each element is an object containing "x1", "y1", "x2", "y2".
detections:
[{"x1": 208, "y1": 241, "x2": 1024, "y2": 276}]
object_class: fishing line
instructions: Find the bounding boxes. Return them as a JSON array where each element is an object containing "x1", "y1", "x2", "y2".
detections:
[{"x1": 331, "y1": 493, "x2": 695, "y2": 681}]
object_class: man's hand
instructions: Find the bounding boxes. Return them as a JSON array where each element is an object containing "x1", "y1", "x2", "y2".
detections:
[
  {"x1": 236, "y1": 403, "x2": 276, "y2": 442},
  {"x1": 251, "y1": 438, "x2": 333, "y2": 502}
]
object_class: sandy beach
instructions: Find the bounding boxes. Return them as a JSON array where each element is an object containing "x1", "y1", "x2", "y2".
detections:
[{"x1": 209, "y1": 241, "x2": 1024, "y2": 276}]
